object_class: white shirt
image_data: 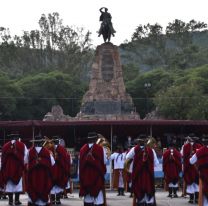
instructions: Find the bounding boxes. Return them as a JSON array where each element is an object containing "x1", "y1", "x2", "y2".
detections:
[
  {"x1": 110, "y1": 152, "x2": 126, "y2": 169},
  {"x1": 126, "y1": 146, "x2": 159, "y2": 167}
]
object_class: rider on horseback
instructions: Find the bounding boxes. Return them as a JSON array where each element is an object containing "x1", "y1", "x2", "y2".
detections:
[{"x1": 98, "y1": 7, "x2": 116, "y2": 37}]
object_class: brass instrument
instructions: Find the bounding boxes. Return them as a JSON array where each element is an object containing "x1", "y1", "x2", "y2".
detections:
[
  {"x1": 96, "y1": 134, "x2": 111, "y2": 159},
  {"x1": 146, "y1": 137, "x2": 157, "y2": 149},
  {"x1": 42, "y1": 136, "x2": 56, "y2": 157}
]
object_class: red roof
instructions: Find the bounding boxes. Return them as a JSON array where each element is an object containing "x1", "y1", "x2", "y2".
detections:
[{"x1": 0, "y1": 119, "x2": 208, "y2": 127}]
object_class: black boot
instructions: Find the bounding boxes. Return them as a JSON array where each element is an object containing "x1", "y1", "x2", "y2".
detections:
[
  {"x1": 84, "y1": 203, "x2": 94, "y2": 206},
  {"x1": 137, "y1": 203, "x2": 145, "y2": 206},
  {"x1": 173, "y1": 188, "x2": 178, "y2": 198},
  {"x1": 117, "y1": 188, "x2": 121, "y2": 196},
  {"x1": 167, "y1": 187, "x2": 173, "y2": 198},
  {"x1": 8, "y1": 193, "x2": 13, "y2": 205},
  {"x1": 195, "y1": 192, "x2": 199, "y2": 204},
  {"x1": 188, "y1": 194, "x2": 194, "y2": 204},
  {"x1": 50, "y1": 194, "x2": 55, "y2": 205},
  {"x1": 14, "y1": 193, "x2": 22, "y2": 205},
  {"x1": 56, "y1": 193, "x2": 61, "y2": 205},
  {"x1": 120, "y1": 188, "x2": 125, "y2": 196}
]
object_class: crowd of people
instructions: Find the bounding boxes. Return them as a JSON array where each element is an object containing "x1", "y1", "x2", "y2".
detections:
[
  {"x1": 0, "y1": 132, "x2": 208, "y2": 206},
  {"x1": 0, "y1": 133, "x2": 72, "y2": 206}
]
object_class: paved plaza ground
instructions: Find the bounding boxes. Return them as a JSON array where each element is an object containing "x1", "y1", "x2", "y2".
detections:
[{"x1": 0, "y1": 189, "x2": 194, "y2": 206}]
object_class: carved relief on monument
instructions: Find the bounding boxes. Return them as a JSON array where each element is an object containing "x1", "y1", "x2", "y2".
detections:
[{"x1": 101, "y1": 53, "x2": 114, "y2": 82}]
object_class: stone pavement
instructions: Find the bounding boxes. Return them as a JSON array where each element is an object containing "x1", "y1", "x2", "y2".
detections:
[{"x1": 0, "y1": 190, "x2": 194, "y2": 206}]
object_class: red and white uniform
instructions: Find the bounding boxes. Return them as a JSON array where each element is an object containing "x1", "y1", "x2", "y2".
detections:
[
  {"x1": 50, "y1": 144, "x2": 71, "y2": 194},
  {"x1": 163, "y1": 148, "x2": 182, "y2": 188},
  {"x1": 190, "y1": 146, "x2": 208, "y2": 206},
  {"x1": 126, "y1": 145, "x2": 159, "y2": 204},
  {"x1": 1, "y1": 140, "x2": 28, "y2": 193},
  {"x1": 79, "y1": 143, "x2": 107, "y2": 205},
  {"x1": 181, "y1": 142, "x2": 201, "y2": 194},
  {"x1": 27, "y1": 146, "x2": 55, "y2": 206}
]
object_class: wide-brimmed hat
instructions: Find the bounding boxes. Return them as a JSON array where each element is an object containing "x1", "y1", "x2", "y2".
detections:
[
  {"x1": 7, "y1": 131, "x2": 20, "y2": 140},
  {"x1": 87, "y1": 132, "x2": 98, "y2": 140},
  {"x1": 134, "y1": 138, "x2": 146, "y2": 144},
  {"x1": 201, "y1": 136, "x2": 208, "y2": 144}
]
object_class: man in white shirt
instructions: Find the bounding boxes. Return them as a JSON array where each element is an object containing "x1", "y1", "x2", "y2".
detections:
[{"x1": 110, "y1": 145, "x2": 126, "y2": 196}]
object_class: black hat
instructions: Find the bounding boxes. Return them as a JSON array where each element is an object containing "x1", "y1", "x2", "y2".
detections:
[
  {"x1": 201, "y1": 136, "x2": 208, "y2": 144},
  {"x1": 7, "y1": 131, "x2": 20, "y2": 140},
  {"x1": 86, "y1": 132, "x2": 98, "y2": 142},
  {"x1": 134, "y1": 138, "x2": 146, "y2": 144}
]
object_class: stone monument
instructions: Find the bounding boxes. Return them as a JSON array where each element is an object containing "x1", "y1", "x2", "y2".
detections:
[
  {"x1": 77, "y1": 42, "x2": 140, "y2": 120},
  {"x1": 43, "y1": 105, "x2": 72, "y2": 121}
]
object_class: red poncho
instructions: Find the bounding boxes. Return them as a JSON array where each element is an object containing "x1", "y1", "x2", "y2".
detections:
[
  {"x1": 52, "y1": 145, "x2": 71, "y2": 188},
  {"x1": 132, "y1": 145, "x2": 155, "y2": 202},
  {"x1": 196, "y1": 146, "x2": 208, "y2": 198},
  {"x1": 27, "y1": 147, "x2": 53, "y2": 203},
  {"x1": 163, "y1": 148, "x2": 182, "y2": 184},
  {"x1": 79, "y1": 144, "x2": 106, "y2": 197},
  {"x1": 1, "y1": 140, "x2": 25, "y2": 185},
  {"x1": 183, "y1": 143, "x2": 201, "y2": 185}
]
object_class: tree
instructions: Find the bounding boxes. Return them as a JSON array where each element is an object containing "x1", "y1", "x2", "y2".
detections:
[
  {"x1": 14, "y1": 71, "x2": 87, "y2": 120},
  {"x1": 154, "y1": 83, "x2": 208, "y2": 119},
  {"x1": 126, "y1": 68, "x2": 175, "y2": 118},
  {"x1": 166, "y1": 19, "x2": 189, "y2": 35},
  {"x1": 187, "y1": 20, "x2": 207, "y2": 32},
  {"x1": 0, "y1": 72, "x2": 22, "y2": 120}
]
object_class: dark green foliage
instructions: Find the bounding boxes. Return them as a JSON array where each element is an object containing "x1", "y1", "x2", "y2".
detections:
[{"x1": 1, "y1": 16, "x2": 208, "y2": 120}]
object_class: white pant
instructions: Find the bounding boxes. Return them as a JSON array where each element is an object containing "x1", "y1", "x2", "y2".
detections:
[
  {"x1": 186, "y1": 183, "x2": 199, "y2": 194},
  {"x1": 5, "y1": 178, "x2": 23, "y2": 193},
  {"x1": 84, "y1": 190, "x2": 104, "y2": 205}
]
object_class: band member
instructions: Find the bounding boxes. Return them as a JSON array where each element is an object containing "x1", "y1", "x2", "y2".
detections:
[
  {"x1": 1, "y1": 133, "x2": 28, "y2": 205},
  {"x1": 49, "y1": 139, "x2": 71, "y2": 205},
  {"x1": 181, "y1": 134, "x2": 202, "y2": 204},
  {"x1": 110, "y1": 145, "x2": 126, "y2": 196},
  {"x1": 27, "y1": 137, "x2": 55, "y2": 206},
  {"x1": 163, "y1": 142, "x2": 182, "y2": 198},
  {"x1": 190, "y1": 136, "x2": 208, "y2": 206},
  {"x1": 126, "y1": 137, "x2": 159, "y2": 206},
  {"x1": 79, "y1": 132, "x2": 107, "y2": 206},
  {"x1": 124, "y1": 145, "x2": 134, "y2": 198}
]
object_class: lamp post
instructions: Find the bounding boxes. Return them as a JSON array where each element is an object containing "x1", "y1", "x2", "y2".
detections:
[{"x1": 144, "y1": 82, "x2": 151, "y2": 115}]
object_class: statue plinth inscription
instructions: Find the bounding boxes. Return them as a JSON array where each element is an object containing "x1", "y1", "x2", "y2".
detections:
[{"x1": 78, "y1": 43, "x2": 140, "y2": 120}]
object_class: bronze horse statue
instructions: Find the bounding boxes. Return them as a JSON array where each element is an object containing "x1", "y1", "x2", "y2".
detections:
[{"x1": 100, "y1": 21, "x2": 112, "y2": 43}]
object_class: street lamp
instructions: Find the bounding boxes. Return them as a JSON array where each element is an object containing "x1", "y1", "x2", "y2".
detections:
[{"x1": 144, "y1": 82, "x2": 152, "y2": 115}]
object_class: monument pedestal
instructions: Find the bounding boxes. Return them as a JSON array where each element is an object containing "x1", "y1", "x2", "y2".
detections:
[{"x1": 77, "y1": 43, "x2": 140, "y2": 120}]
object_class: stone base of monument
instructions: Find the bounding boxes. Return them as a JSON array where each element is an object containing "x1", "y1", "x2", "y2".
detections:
[
  {"x1": 76, "y1": 113, "x2": 140, "y2": 120},
  {"x1": 43, "y1": 105, "x2": 72, "y2": 121},
  {"x1": 77, "y1": 43, "x2": 140, "y2": 120}
]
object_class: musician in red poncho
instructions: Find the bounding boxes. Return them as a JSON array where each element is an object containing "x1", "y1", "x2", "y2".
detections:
[
  {"x1": 190, "y1": 136, "x2": 208, "y2": 206},
  {"x1": 1, "y1": 133, "x2": 28, "y2": 206},
  {"x1": 26, "y1": 136, "x2": 55, "y2": 206},
  {"x1": 162, "y1": 142, "x2": 182, "y2": 198},
  {"x1": 126, "y1": 137, "x2": 159, "y2": 206},
  {"x1": 50, "y1": 138, "x2": 71, "y2": 205},
  {"x1": 79, "y1": 132, "x2": 107, "y2": 206},
  {"x1": 181, "y1": 134, "x2": 202, "y2": 204}
]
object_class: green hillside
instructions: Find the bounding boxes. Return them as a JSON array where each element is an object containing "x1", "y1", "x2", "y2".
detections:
[{"x1": 1, "y1": 15, "x2": 208, "y2": 120}]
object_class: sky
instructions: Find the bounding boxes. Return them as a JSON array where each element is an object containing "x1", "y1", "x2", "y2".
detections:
[{"x1": 0, "y1": 0, "x2": 208, "y2": 46}]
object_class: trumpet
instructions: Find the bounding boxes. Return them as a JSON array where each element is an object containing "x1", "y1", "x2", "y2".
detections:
[{"x1": 96, "y1": 134, "x2": 111, "y2": 159}]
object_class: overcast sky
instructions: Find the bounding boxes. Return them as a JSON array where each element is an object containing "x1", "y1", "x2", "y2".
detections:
[{"x1": 0, "y1": 0, "x2": 208, "y2": 46}]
